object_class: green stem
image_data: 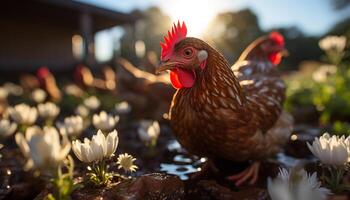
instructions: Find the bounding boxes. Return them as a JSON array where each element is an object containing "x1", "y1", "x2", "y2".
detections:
[
  {"x1": 53, "y1": 165, "x2": 63, "y2": 200},
  {"x1": 89, "y1": 160, "x2": 111, "y2": 186},
  {"x1": 67, "y1": 156, "x2": 74, "y2": 179},
  {"x1": 49, "y1": 157, "x2": 76, "y2": 200},
  {"x1": 19, "y1": 124, "x2": 28, "y2": 133},
  {"x1": 326, "y1": 166, "x2": 345, "y2": 193},
  {"x1": 45, "y1": 118, "x2": 54, "y2": 127}
]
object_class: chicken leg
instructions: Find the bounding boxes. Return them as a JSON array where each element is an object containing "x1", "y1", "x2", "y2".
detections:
[{"x1": 227, "y1": 161, "x2": 260, "y2": 186}]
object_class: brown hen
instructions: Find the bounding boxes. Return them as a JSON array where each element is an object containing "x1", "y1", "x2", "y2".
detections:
[{"x1": 156, "y1": 22, "x2": 293, "y2": 186}]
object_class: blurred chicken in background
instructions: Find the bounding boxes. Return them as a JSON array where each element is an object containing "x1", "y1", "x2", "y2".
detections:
[
  {"x1": 117, "y1": 57, "x2": 175, "y2": 120},
  {"x1": 37, "y1": 67, "x2": 61, "y2": 102},
  {"x1": 74, "y1": 65, "x2": 117, "y2": 93}
]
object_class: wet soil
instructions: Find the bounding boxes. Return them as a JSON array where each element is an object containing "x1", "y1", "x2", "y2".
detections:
[{"x1": 0, "y1": 119, "x2": 337, "y2": 200}]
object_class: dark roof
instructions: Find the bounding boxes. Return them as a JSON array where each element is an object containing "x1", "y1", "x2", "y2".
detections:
[{"x1": 0, "y1": 0, "x2": 139, "y2": 32}]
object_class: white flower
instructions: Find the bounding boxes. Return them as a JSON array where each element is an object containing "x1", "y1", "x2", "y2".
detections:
[
  {"x1": 0, "y1": 87, "x2": 9, "y2": 100},
  {"x1": 117, "y1": 153, "x2": 138, "y2": 172},
  {"x1": 84, "y1": 96, "x2": 100, "y2": 111},
  {"x1": 57, "y1": 116, "x2": 84, "y2": 137},
  {"x1": 312, "y1": 65, "x2": 337, "y2": 83},
  {"x1": 268, "y1": 168, "x2": 330, "y2": 200},
  {"x1": 92, "y1": 111, "x2": 119, "y2": 132},
  {"x1": 345, "y1": 137, "x2": 350, "y2": 155},
  {"x1": 15, "y1": 126, "x2": 71, "y2": 169},
  {"x1": 72, "y1": 129, "x2": 118, "y2": 163},
  {"x1": 307, "y1": 133, "x2": 349, "y2": 166},
  {"x1": 319, "y1": 35, "x2": 347, "y2": 52},
  {"x1": 115, "y1": 101, "x2": 132, "y2": 114},
  {"x1": 0, "y1": 119, "x2": 17, "y2": 137},
  {"x1": 37, "y1": 102, "x2": 60, "y2": 119},
  {"x1": 8, "y1": 104, "x2": 38, "y2": 125},
  {"x1": 31, "y1": 89, "x2": 47, "y2": 103},
  {"x1": 75, "y1": 104, "x2": 90, "y2": 118},
  {"x1": 137, "y1": 120, "x2": 160, "y2": 144}
]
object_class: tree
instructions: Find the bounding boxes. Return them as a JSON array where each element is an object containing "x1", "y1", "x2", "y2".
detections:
[
  {"x1": 120, "y1": 7, "x2": 172, "y2": 62},
  {"x1": 332, "y1": 0, "x2": 350, "y2": 10},
  {"x1": 203, "y1": 9, "x2": 262, "y2": 64}
]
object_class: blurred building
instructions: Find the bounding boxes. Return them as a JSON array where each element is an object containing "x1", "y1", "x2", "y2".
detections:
[{"x1": 0, "y1": 0, "x2": 139, "y2": 71}]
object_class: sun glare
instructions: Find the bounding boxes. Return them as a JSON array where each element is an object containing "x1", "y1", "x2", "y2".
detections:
[{"x1": 161, "y1": 0, "x2": 219, "y2": 37}]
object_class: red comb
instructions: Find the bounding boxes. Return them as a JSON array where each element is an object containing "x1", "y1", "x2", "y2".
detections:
[
  {"x1": 37, "y1": 66, "x2": 50, "y2": 79},
  {"x1": 160, "y1": 21, "x2": 187, "y2": 59},
  {"x1": 269, "y1": 32, "x2": 284, "y2": 46}
]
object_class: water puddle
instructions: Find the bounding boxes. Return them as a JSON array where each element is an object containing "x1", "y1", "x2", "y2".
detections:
[{"x1": 160, "y1": 140, "x2": 206, "y2": 180}]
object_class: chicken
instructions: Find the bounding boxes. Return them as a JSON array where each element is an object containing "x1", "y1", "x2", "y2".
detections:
[
  {"x1": 117, "y1": 58, "x2": 175, "y2": 120},
  {"x1": 74, "y1": 64, "x2": 94, "y2": 88},
  {"x1": 156, "y1": 22, "x2": 293, "y2": 186},
  {"x1": 37, "y1": 67, "x2": 62, "y2": 102},
  {"x1": 74, "y1": 65, "x2": 117, "y2": 91}
]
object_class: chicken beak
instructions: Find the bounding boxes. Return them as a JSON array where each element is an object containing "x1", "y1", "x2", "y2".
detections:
[{"x1": 155, "y1": 61, "x2": 178, "y2": 74}]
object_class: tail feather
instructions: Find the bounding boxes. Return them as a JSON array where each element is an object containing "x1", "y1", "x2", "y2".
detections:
[
  {"x1": 236, "y1": 36, "x2": 268, "y2": 64},
  {"x1": 231, "y1": 35, "x2": 274, "y2": 76}
]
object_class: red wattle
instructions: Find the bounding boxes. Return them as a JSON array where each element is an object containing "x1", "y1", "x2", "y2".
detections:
[
  {"x1": 268, "y1": 52, "x2": 282, "y2": 66},
  {"x1": 170, "y1": 68, "x2": 196, "y2": 89},
  {"x1": 170, "y1": 70, "x2": 182, "y2": 89}
]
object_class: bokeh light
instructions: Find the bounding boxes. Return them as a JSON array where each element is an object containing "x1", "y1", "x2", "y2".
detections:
[{"x1": 161, "y1": 0, "x2": 220, "y2": 37}]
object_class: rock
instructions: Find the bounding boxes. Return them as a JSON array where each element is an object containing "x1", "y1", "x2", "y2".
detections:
[
  {"x1": 71, "y1": 173, "x2": 184, "y2": 200},
  {"x1": 0, "y1": 149, "x2": 45, "y2": 200},
  {"x1": 187, "y1": 180, "x2": 269, "y2": 200},
  {"x1": 115, "y1": 173, "x2": 184, "y2": 200}
]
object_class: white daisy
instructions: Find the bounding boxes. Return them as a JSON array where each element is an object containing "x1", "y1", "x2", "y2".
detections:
[{"x1": 117, "y1": 153, "x2": 138, "y2": 172}]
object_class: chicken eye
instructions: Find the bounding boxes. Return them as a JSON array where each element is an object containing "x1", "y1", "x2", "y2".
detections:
[{"x1": 183, "y1": 48, "x2": 193, "y2": 58}]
